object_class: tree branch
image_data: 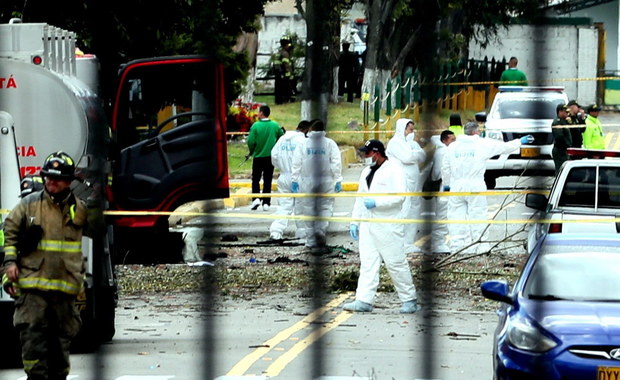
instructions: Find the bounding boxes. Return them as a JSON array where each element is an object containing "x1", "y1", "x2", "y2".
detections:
[
  {"x1": 295, "y1": 0, "x2": 305, "y2": 19},
  {"x1": 390, "y1": 25, "x2": 420, "y2": 78},
  {"x1": 430, "y1": 169, "x2": 533, "y2": 271}
]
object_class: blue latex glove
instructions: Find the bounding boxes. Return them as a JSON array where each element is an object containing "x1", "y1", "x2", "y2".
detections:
[
  {"x1": 291, "y1": 181, "x2": 299, "y2": 193},
  {"x1": 364, "y1": 198, "x2": 376, "y2": 209},
  {"x1": 349, "y1": 224, "x2": 359, "y2": 240},
  {"x1": 520, "y1": 135, "x2": 535, "y2": 144},
  {"x1": 443, "y1": 186, "x2": 450, "y2": 191},
  {"x1": 335, "y1": 182, "x2": 342, "y2": 193}
]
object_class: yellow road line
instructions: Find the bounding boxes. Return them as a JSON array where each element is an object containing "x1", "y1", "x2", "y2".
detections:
[
  {"x1": 226, "y1": 293, "x2": 351, "y2": 376},
  {"x1": 264, "y1": 311, "x2": 354, "y2": 377},
  {"x1": 607, "y1": 132, "x2": 620, "y2": 151}
]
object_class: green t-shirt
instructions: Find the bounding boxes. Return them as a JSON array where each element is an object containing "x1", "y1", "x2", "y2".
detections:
[
  {"x1": 247, "y1": 119, "x2": 284, "y2": 158},
  {"x1": 500, "y1": 69, "x2": 528, "y2": 86}
]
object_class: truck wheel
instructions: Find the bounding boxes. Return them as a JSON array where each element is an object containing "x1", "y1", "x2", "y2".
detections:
[
  {"x1": 485, "y1": 174, "x2": 497, "y2": 190},
  {"x1": 96, "y1": 286, "x2": 117, "y2": 343}
]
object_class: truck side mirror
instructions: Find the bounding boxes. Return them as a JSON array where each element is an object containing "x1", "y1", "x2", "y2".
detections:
[
  {"x1": 525, "y1": 193, "x2": 548, "y2": 211},
  {"x1": 475, "y1": 112, "x2": 487, "y2": 123}
]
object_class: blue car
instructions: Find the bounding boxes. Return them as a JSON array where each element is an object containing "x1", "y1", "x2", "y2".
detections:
[{"x1": 481, "y1": 234, "x2": 620, "y2": 380}]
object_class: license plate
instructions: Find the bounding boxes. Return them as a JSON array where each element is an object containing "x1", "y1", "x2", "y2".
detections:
[
  {"x1": 521, "y1": 147, "x2": 540, "y2": 158},
  {"x1": 598, "y1": 366, "x2": 620, "y2": 379}
]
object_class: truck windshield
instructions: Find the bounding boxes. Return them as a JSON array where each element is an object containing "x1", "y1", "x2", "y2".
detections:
[{"x1": 495, "y1": 98, "x2": 561, "y2": 119}]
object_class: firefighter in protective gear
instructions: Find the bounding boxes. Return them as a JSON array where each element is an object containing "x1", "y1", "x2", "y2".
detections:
[
  {"x1": 442, "y1": 123, "x2": 531, "y2": 253},
  {"x1": 20, "y1": 175, "x2": 44, "y2": 198},
  {"x1": 274, "y1": 36, "x2": 294, "y2": 104},
  {"x1": 291, "y1": 119, "x2": 342, "y2": 249},
  {"x1": 269, "y1": 120, "x2": 310, "y2": 240},
  {"x1": 2, "y1": 151, "x2": 93, "y2": 380},
  {"x1": 344, "y1": 139, "x2": 420, "y2": 314},
  {"x1": 386, "y1": 118, "x2": 426, "y2": 253}
]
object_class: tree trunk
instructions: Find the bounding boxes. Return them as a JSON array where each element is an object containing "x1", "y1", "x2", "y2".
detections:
[
  {"x1": 361, "y1": 0, "x2": 400, "y2": 106},
  {"x1": 300, "y1": 0, "x2": 339, "y2": 123},
  {"x1": 361, "y1": 68, "x2": 391, "y2": 113}
]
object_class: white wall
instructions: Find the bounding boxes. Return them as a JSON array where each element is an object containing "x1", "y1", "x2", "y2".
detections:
[
  {"x1": 469, "y1": 24, "x2": 599, "y2": 105},
  {"x1": 558, "y1": 0, "x2": 619, "y2": 72}
]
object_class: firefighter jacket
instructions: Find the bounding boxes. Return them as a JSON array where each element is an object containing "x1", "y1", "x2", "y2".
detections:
[
  {"x1": 2, "y1": 189, "x2": 89, "y2": 296},
  {"x1": 274, "y1": 47, "x2": 292, "y2": 79}
]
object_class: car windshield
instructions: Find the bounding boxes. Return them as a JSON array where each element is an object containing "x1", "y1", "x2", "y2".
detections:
[
  {"x1": 524, "y1": 250, "x2": 620, "y2": 301},
  {"x1": 493, "y1": 97, "x2": 562, "y2": 119},
  {"x1": 558, "y1": 167, "x2": 620, "y2": 208}
]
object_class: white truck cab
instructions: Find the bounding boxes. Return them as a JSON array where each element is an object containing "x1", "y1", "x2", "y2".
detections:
[
  {"x1": 525, "y1": 150, "x2": 620, "y2": 253},
  {"x1": 480, "y1": 86, "x2": 568, "y2": 189},
  {"x1": 0, "y1": 20, "x2": 230, "y2": 367}
]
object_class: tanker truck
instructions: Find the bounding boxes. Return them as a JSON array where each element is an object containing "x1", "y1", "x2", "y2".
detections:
[{"x1": 0, "y1": 19, "x2": 229, "y2": 366}]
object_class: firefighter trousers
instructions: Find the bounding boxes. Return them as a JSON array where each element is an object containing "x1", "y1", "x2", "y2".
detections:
[{"x1": 14, "y1": 291, "x2": 81, "y2": 380}]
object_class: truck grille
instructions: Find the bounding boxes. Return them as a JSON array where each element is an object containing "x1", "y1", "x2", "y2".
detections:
[
  {"x1": 506, "y1": 154, "x2": 553, "y2": 160},
  {"x1": 502, "y1": 131, "x2": 553, "y2": 145}
]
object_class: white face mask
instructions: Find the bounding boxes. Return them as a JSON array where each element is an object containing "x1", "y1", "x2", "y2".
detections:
[
  {"x1": 363, "y1": 156, "x2": 376, "y2": 167},
  {"x1": 406, "y1": 132, "x2": 415, "y2": 143}
]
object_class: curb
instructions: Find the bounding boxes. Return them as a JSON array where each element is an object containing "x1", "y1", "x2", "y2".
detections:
[{"x1": 224, "y1": 187, "x2": 252, "y2": 208}]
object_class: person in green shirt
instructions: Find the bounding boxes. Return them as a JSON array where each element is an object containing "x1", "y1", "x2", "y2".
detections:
[
  {"x1": 582, "y1": 104, "x2": 605, "y2": 150},
  {"x1": 499, "y1": 57, "x2": 528, "y2": 86},
  {"x1": 247, "y1": 105, "x2": 284, "y2": 210},
  {"x1": 448, "y1": 113, "x2": 464, "y2": 136}
]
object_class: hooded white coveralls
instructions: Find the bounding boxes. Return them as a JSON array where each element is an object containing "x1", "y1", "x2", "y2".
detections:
[
  {"x1": 350, "y1": 158, "x2": 417, "y2": 304},
  {"x1": 291, "y1": 131, "x2": 343, "y2": 247},
  {"x1": 428, "y1": 135, "x2": 449, "y2": 245},
  {"x1": 385, "y1": 118, "x2": 426, "y2": 246},
  {"x1": 269, "y1": 129, "x2": 307, "y2": 238},
  {"x1": 441, "y1": 134, "x2": 521, "y2": 251}
]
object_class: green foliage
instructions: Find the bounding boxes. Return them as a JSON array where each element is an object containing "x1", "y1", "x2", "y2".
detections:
[
  {"x1": 368, "y1": 0, "x2": 544, "y2": 73},
  {"x1": 0, "y1": 0, "x2": 269, "y2": 105}
]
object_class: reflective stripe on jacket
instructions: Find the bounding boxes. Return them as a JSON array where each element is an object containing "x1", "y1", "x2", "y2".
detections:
[{"x1": 3, "y1": 190, "x2": 87, "y2": 296}]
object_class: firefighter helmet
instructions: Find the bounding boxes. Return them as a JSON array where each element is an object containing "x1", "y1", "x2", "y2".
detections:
[
  {"x1": 20, "y1": 175, "x2": 44, "y2": 197},
  {"x1": 40, "y1": 151, "x2": 76, "y2": 180}
]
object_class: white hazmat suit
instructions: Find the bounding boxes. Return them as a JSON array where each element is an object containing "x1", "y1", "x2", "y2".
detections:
[
  {"x1": 441, "y1": 134, "x2": 522, "y2": 251},
  {"x1": 291, "y1": 130, "x2": 343, "y2": 247},
  {"x1": 269, "y1": 129, "x2": 307, "y2": 239},
  {"x1": 386, "y1": 118, "x2": 426, "y2": 250},
  {"x1": 427, "y1": 135, "x2": 450, "y2": 251},
  {"x1": 350, "y1": 158, "x2": 417, "y2": 306}
]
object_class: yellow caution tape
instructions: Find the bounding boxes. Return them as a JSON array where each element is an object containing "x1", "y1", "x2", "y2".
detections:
[
  {"x1": 0, "y1": 206, "x2": 606, "y2": 225},
  {"x1": 102, "y1": 210, "x2": 620, "y2": 225},
  {"x1": 226, "y1": 190, "x2": 549, "y2": 198}
]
